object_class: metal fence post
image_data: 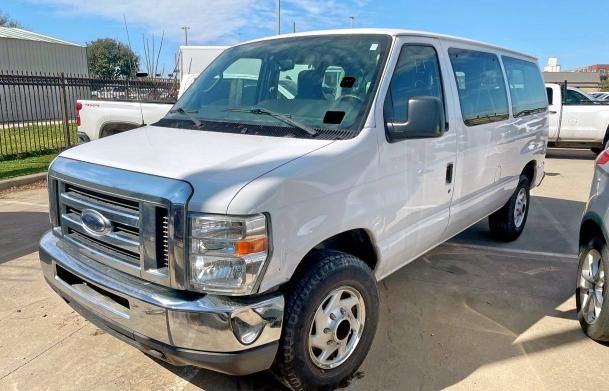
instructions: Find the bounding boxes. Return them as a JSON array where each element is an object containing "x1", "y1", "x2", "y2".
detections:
[{"x1": 59, "y1": 72, "x2": 71, "y2": 148}]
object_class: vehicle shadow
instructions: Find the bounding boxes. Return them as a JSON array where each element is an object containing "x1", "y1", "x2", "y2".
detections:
[
  {"x1": 160, "y1": 196, "x2": 588, "y2": 390},
  {"x1": 546, "y1": 148, "x2": 596, "y2": 160},
  {"x1": 352, "y1": 195, "x2": 586, "y2": 390},
  {"x1": 0, "y1": 211, "x2": 49, "y2": 264}
]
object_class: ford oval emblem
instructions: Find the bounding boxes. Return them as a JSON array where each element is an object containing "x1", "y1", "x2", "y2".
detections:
[{"x1": 80, "y1": 209, "x2": 112, "y2": 236}]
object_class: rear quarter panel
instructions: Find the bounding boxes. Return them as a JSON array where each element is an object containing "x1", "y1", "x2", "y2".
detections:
[{"x1": 77, "y1": 100, "x2": 172, "y2": 140}]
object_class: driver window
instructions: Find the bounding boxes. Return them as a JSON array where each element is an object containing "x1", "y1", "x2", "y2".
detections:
[{"x1": 384, "y1": 45, "x2": 444, "y2": 124}]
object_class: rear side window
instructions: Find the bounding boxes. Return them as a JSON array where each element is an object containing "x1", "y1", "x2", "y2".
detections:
[
  {"x1": 448, "y1": 48, "x2": 509, "y2": 126},
  {"x1": 502, "y1": 56, "x2": 547, "y2": 117}
]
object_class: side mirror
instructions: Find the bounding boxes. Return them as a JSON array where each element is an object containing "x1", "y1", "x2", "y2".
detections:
[{"x1": 387, "y1": 97, "x2": 445, "y2": 141}]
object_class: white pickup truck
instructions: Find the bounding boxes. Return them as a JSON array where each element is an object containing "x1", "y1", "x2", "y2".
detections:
[
  {"x1": 546, "y1": 83, "x2": 609, "y2": 153},
  {"x1": 76, "y1": 47, "x2": 226, "y2": 142}
]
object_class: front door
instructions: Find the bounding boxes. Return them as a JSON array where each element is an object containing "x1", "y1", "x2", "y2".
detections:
[
  {"x1": 376, "y1": 37, "x2": 457, "y2": 276},
  {"x1": 560, "y1": 89, "x2": 603, "y2": 141}
]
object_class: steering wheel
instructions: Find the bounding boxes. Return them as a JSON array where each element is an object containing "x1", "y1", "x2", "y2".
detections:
[{"x1": 337, "y1": 94, "x2": 364, "y2": 103}]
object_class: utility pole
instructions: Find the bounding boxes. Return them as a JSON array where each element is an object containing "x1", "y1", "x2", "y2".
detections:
[
  {"x1": 181, "y1": 26, "x2": 190, "y2": 46},
  {"x1": 349, "y1": 16, "x2": 355, "y2": 28},
  {"x1": 276, "y1": 0, "x2": 281, "y2": 35}
]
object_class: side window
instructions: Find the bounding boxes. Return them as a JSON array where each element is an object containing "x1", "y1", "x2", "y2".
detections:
[
  {"x1": 448, "y1": 48, "x2": 509, "y2": 126},
  {"x1": 383, "y1": 45, "x2": 444, "y2": 126},
  {"x1": 546, "y1": 87, "x2": 554, "y2": 105},
  {"x1": 215, "y1": 58, "x2": 262, "y2": 106},
  {"x1": 502, "y1": 56, "x2": 547, "y2": 117},
  {"x1": 565, "y1": 89, "x2": 592, "y2": 105}
]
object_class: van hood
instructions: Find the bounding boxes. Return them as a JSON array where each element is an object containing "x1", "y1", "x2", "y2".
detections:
[{"x1": 61, "y1": 125, "x2": 334, "y2": 213}]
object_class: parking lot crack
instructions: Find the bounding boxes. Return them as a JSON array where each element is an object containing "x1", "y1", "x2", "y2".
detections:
[{"x1": 0, "y1": 323, "x2": 87, "y2": 382}]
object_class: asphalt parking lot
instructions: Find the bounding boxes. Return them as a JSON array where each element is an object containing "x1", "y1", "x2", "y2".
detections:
[{"x1": 0, "y1": 149, "x2": 607, "y2": 390}]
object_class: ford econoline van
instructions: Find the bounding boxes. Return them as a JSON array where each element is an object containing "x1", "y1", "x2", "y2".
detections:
[{"x1": 39, "y1": 29, "x2": 548, "y2": 390}]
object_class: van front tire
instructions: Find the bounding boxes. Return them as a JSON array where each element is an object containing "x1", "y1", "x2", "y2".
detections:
[
  {"x1": 274, "y1": 250, "x2": 379, "y2": 391},
  {"x1": 488, "y1": 175, "x2": 530, "y2": 241}
]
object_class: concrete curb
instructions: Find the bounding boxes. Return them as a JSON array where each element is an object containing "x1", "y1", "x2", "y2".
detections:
[{"x1": 0, "y1": 172, "x2": 47, "y2": 192}]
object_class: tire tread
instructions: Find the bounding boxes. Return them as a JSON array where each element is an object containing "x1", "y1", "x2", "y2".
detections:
[{"x1": 273, "y1": 251, "x2": 377, "y2": 391}]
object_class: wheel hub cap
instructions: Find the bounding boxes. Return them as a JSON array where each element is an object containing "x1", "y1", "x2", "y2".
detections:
[
  {"x1": 514, "y1": 188, "x2": 527, "y2": 228},
  {"x1": 579, "y1": 249, "x2": 605, "y2": 324},
  {"x1": 308, "y1": 286, "x2": 365, "y2": 369}
]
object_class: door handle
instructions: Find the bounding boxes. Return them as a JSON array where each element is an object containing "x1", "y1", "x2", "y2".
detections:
[
  {"x1": 446, "y1": 163, "x2": 454, "y2": 184},
  {"x1": 549, "y1": 110, "x2": 558, "y2": 114}
]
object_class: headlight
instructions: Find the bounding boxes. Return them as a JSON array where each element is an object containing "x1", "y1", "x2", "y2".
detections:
[{"x1": 189, "y1": 213, "x2": 269, "y2": 295}]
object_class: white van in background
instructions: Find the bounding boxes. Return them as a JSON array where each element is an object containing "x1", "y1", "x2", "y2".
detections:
[
  {"x1": 76, "y1": 46, "x2": 227, "y2": 142},
  {"x1": 40, "y1": 29, "x2": 547, "y2": 389}
]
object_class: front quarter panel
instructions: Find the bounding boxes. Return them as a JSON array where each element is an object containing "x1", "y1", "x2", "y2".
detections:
[{"x1": 226, "y1": 129, "x2": 382, "y2": 293}]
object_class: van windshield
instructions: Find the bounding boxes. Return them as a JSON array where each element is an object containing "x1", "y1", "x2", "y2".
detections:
[{"x1": 157, "y1": 34, "x2": 392, "y2": 140}]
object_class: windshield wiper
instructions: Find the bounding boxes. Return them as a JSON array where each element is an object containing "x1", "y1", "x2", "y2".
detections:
[
  {"x1": 226, "y1": 107, "x2": 318, "y2": 137},
  {"x1": 169, "y1": 107, "x2": 203, "y2": 128}
]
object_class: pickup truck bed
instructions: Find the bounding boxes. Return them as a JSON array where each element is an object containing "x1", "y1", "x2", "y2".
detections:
[{"x1": 76, "y1": 100, "x2": 172, "y2": 142}]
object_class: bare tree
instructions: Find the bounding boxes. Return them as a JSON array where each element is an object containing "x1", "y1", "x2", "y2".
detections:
[{"x1": 0, "y1": 11, "x2": 20, "y2": 28}]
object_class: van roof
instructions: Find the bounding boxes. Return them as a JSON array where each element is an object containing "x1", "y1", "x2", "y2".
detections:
[{"x1": 242, "y1": 28, "x2": 537, "y2": 62}]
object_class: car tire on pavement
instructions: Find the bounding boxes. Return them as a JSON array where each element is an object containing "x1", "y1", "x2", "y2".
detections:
[
  {"x1": 273, "y1": 250, "x2": 379, "y2": 391},
  {"x1": 576, "y1": 237, "x2": 609, "y2": 341},
  {"x1": 489, "y1": 175, "x2": 530, "y2": 241}
]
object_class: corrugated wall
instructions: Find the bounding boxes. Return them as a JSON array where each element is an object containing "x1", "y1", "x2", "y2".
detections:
[{"x1": 0, "y1": 38, "x2": 88, "y2": 75}]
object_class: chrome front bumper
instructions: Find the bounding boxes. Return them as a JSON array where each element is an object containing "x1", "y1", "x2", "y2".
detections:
[{"x1": 39, "y1": 231, "x2": 284, "y2": 375}]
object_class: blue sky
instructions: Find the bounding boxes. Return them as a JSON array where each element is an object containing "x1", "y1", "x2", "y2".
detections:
[{"x1": 2, "y1": 0, "x2": 607, "y2": 75}]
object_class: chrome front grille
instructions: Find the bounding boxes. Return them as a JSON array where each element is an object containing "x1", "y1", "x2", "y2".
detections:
[
  {"x1": 48, "y1": 157, "x2": 193, "y2": 290},
  {"x1": 59, "y1": 182, "x2": 143, "y2": 268}
]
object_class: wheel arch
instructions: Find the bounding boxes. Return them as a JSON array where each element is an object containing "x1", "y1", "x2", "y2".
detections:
[
  {"x1": 286, "y1": 228, "x2": 379, "y2": 287},
  {"x1": 522, "y1": 160, "x2": 537, "y2": 186},
  {"x1": 99, "y1": 121, "x2": 141, "y2": 138},
  {"x1": 580, "y1": 213, "x2": 608, "y2": 246},
  {"x1": 602, "y1": 123, "x2": 609, "y2": 147}
]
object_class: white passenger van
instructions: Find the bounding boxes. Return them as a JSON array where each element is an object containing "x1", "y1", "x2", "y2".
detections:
[{"x1": 39, "y1": 29, "x2": 548, "y2": 390}]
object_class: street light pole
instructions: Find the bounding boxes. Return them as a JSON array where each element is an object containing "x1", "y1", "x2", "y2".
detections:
[
  {"x1": 349, "y1": 16, "x2": 355, "y2": 28},
  {"x1": 276, "y1": 0, "x2": 281, "y2": 35},
  {"x1": 181, "y1": 26, "x2": 190, "y2": 46}
]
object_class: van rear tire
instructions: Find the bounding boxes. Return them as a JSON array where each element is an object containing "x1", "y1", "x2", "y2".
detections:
[
  {"x1": 488, "y1": 175, "x2": 530, "y2": 241},
  {"x1": 273, "y1": 250, "x2": 379, "y2": 391}
]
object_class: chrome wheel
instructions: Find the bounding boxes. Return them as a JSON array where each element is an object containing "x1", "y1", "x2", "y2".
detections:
[
  {"x1": 513, "y1": 188, "x2": 527, "y2": 228},
  {"x1": 308, "y1": 286, "x2": 365, "y2": 369},
  {"x1": 579, "y1": 249, "x2": 605, "y2": 324}
]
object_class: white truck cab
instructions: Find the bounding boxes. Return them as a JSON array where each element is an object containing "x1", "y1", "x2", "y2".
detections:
[
  {"x1": 40, "y1": 29, "x2": 547, "y2": 389},
  {"x1": 76, "y1": 46, "x2": 227, "y2": 142},
  {"x1": 546, "y1": 83, "x2": 609, "y2": 153}
]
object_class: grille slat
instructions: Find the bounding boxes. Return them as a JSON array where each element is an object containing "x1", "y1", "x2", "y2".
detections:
[
  {"x1": 60, "y1": 191, "x2": 140, "y2": 228},
  {"x1": 162, "y1": 215, "x2": 169, "y2": 268},
  {"x1": 59, "y1": 182, "x2": 142, "y2": 268},
  {"x1": 57, "y1": 180, "x2": 171, "y2": 285},
  {"x1": 62, "y1": 213, "x2": 140, "y2": 255}
]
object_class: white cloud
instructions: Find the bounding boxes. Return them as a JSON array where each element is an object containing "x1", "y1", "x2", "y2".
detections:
[{"x1": 32, "y1": 0, "x2": 369, "y2": 43}]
